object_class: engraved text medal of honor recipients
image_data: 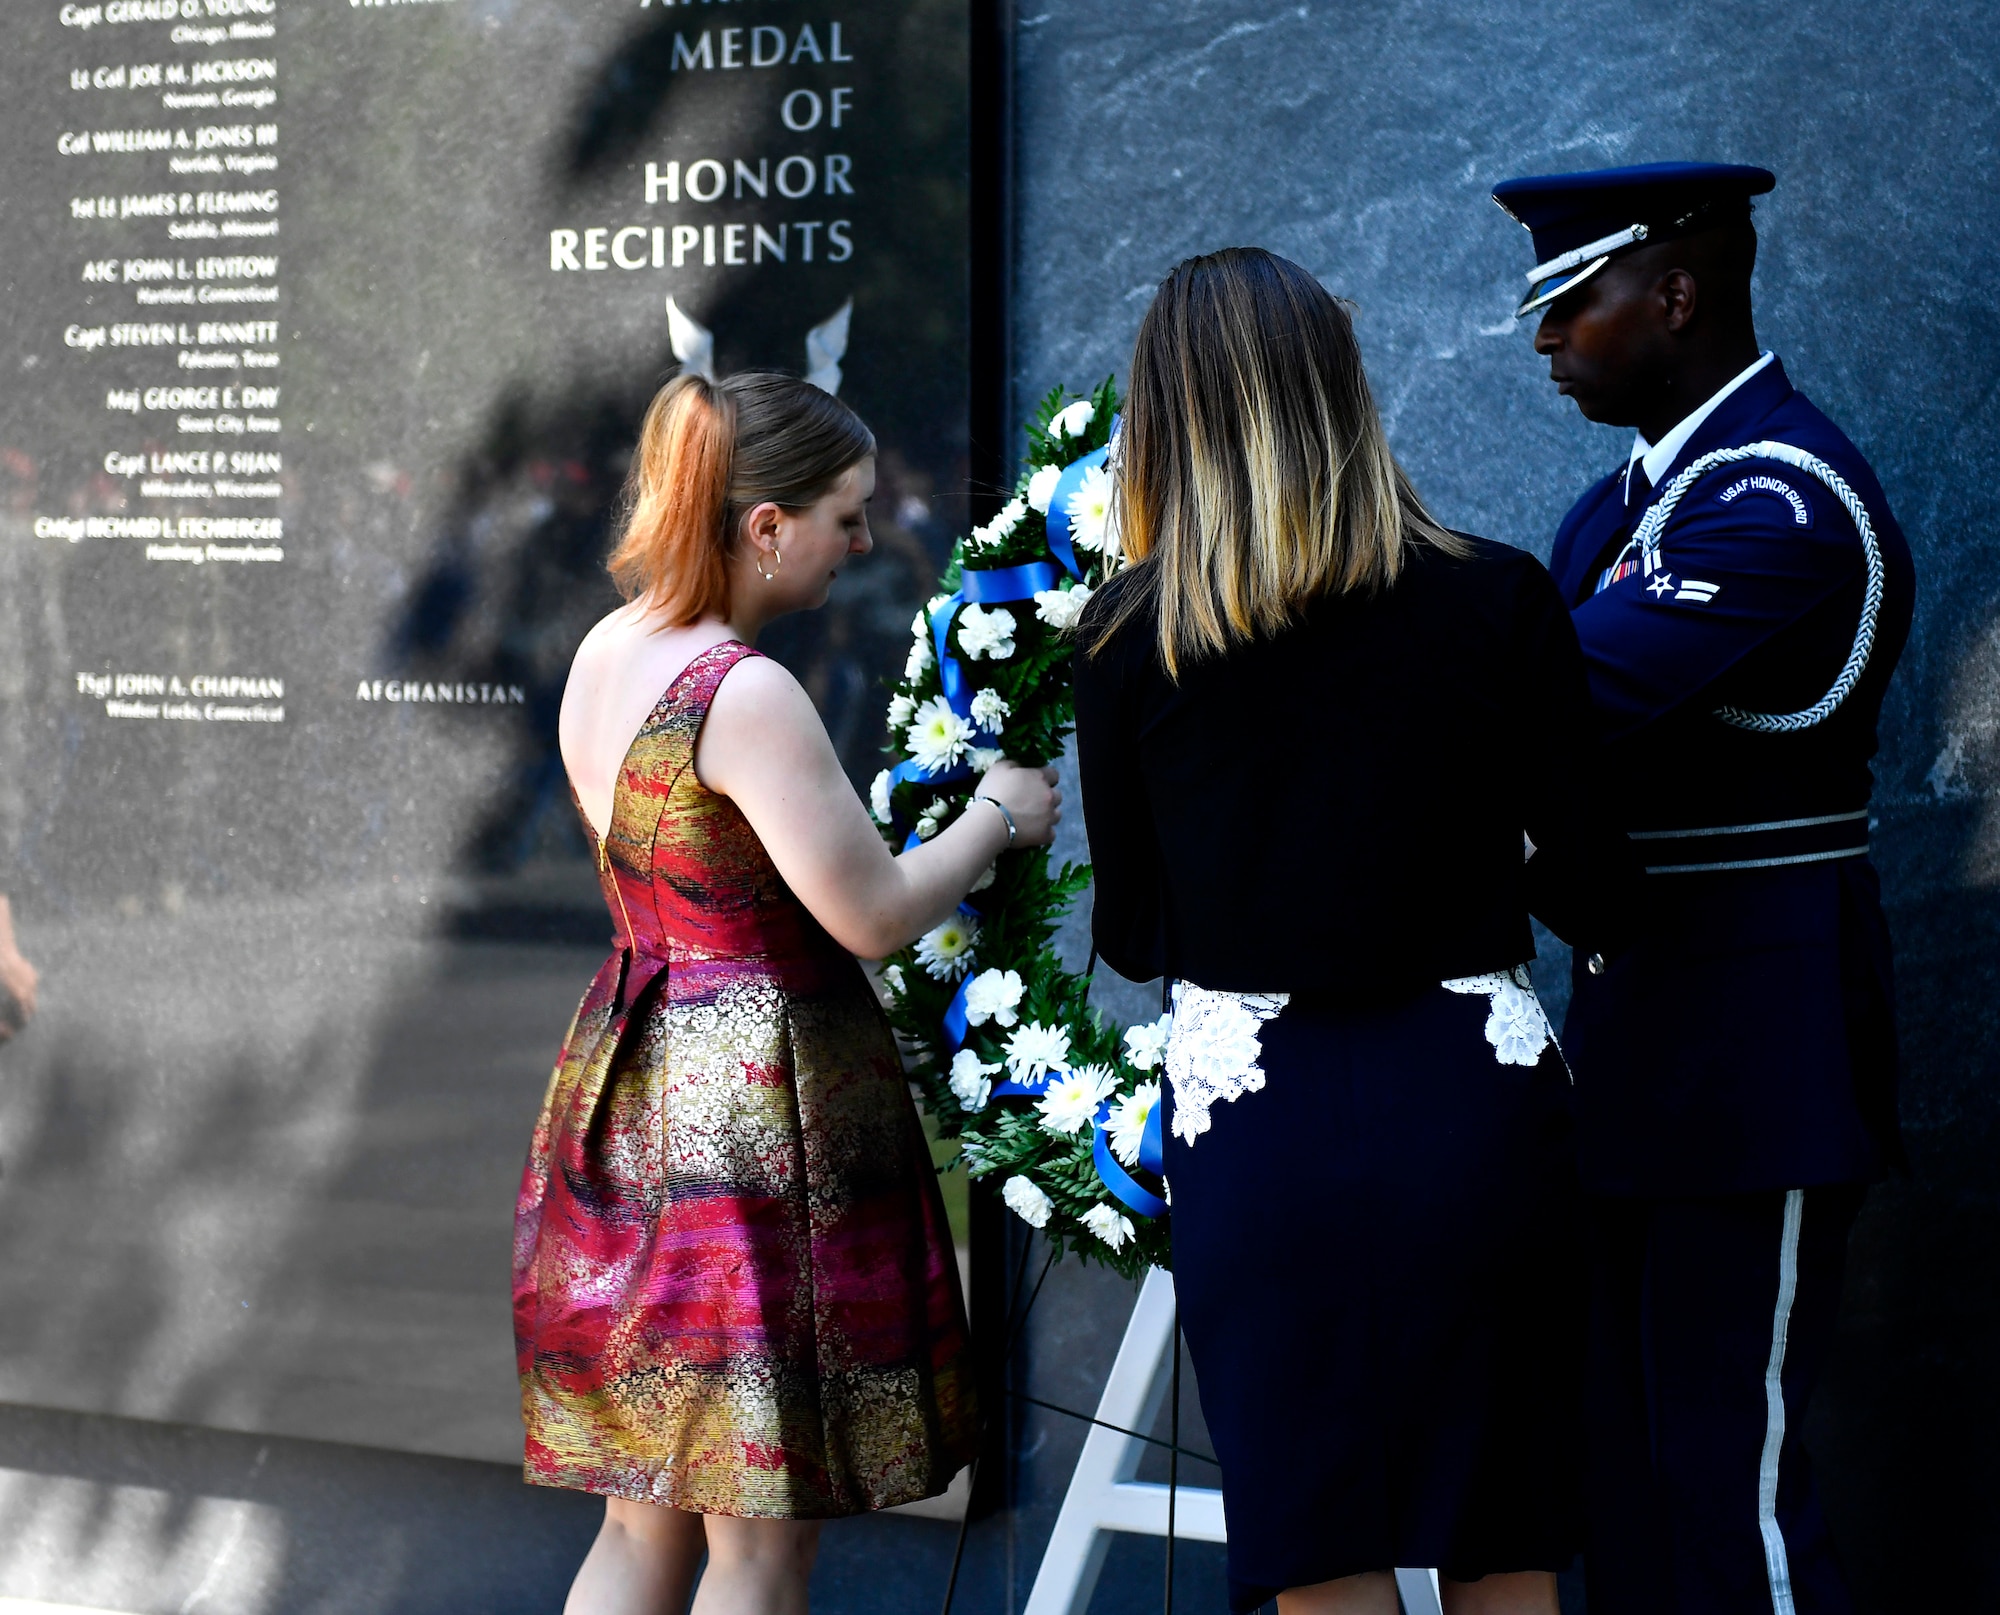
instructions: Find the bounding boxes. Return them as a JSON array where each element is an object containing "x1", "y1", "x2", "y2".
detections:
[{"x1": 50, "y1": 0, "x2": 287, "y2": 726}]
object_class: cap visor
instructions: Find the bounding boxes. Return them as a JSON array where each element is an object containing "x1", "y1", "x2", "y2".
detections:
[{"x1": 1515, "y1": 255, "x2": 1609, "y2": 318}]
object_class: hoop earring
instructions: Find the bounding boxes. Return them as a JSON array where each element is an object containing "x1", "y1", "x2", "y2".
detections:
[{"x1": 756, "y1": 545, "x2": 782, "y2": 583}]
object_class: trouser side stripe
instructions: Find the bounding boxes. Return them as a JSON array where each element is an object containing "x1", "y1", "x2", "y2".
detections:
[{"x1": 1759, "y1": 1188, "x2": 1805, "y2": 1615}]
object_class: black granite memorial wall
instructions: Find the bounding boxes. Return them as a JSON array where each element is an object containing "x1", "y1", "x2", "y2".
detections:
[
  {"x1": 1020, "y1": 3, "x2": 2000, "y2": 1609},
  {"x1": 0, "y1": 0, "x2": 982, "y2": 1469}
]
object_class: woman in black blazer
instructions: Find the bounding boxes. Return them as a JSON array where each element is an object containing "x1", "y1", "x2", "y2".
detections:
[{"x1": 1075, "y1": 249, "x2": 1633, "y2": 1615}]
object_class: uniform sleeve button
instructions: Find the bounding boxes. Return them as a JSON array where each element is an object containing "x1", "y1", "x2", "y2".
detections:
[{"x1": 1586, "y1": 952, "x2": 1606, "y2": 976}]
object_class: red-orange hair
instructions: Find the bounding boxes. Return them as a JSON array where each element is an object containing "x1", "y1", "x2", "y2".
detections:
[{"x1": 608, "y1": 370, "x2": 876, "y2": 622}]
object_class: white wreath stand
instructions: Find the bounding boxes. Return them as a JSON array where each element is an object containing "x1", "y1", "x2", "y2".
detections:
[{"x1": 1024, "y1": 1269, "x2": 1445, "y2": 1615}]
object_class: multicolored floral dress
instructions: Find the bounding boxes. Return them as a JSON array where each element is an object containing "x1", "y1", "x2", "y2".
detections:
[{"x1": 513, "y1": 640, "x2": 977, "y2": 1516}]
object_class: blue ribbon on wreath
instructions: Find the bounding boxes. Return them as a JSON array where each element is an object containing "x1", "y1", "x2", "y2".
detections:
[
  {"x1": 939, "y1": 974, "x2": 1168, "y2": 1220},
  {"x1": 929, "y1": 560, "x2": 1063, "y2": 720},
  {"x1": 890, "y1": 560, "x2": 1068, "y2": 846},
  {"x1": 1041, "y1": 441, "x2": 1111, "y2": 582},
  {"x1": 1091, "y1": 1097, "x2": 1167, "y2": 1220}
]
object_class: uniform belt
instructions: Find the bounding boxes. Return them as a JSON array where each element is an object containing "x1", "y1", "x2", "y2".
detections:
[{"x1": 1627, "y1": 810, "x2": 1870, "y2": 874}]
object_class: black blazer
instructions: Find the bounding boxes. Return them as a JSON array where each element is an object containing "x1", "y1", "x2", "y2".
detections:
[{"x1": 1073, "y1": 535, "x2": 1635, "y2": 999}]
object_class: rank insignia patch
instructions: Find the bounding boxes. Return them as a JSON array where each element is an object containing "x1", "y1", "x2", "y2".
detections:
[{"x1": 1673, "y1": 578, "x2": 1721, "y2": 604}]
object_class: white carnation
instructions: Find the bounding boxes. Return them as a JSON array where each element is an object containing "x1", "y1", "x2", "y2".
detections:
[
  {"x1": 887, "y1": 693, "x2": 915, "y2": 729},
  {"x1": 970, "y1": 861, "x2": 997, "y2": 892},
  {"x1": 905, "y1": 635, "x2": 933, "y2": 681},
  {"x1": 881, "y1": 963, "x2": 905, "y2": 995},
  {"x1": 949, "y1": 1049, "x2": 1000, "y2": 1112},
  {"x1": 1050, "y1": 399, "x2": 1096, "y2": 439},
  {"x1": 1105, "y1": 1080, "x2": 1160, "y2": 1167},
  {"x1": 1025, "y1": 463, "x2": 1063, "y2": 514},
  {"x1": 1002, "y1": 1174, "x2": 1053, "y2": 1229},
  {"x1": 1033, "y1": 584, "x2": 1092, "y2": 631},
  {"x1": 1122, "y1": 1016, "x2": 1171, "y2": 1072},
  {"x1": 1004, "y1": 1020, "x2": 1072, "y2": 1084},
  {"x1": 1038, "y1": 1063, "x2": 1117, "y2": 1136},
  {"x1": 869, "y1": 769, "x2": 894, "y2": 825},
  {"x1": 969, "y1": 746, "x2": 1004, "y2": 775},
  {"x1": 1065, "y1": 465, "x2": 1117, "y2": 554},
  {"x1": 905, "y1": 694, "x2": 971, "y2": 774},
  {"x1": 969, "y1": 497, "x2": 1027, "y2": 551},
  {"x1": 915, "y1": 813, "x2": 940, "y2": 841},
  {"x1": 969, "y1": 687, "x2": 1011, "y2": 733},
  {"x1": 962, "y1": 967, "x2": 1024, "y2": 1029},
  {"x1": 1082, "y1": 1202, "x2": 1135, "y2": 1251},
  {"x1": 956, "y1": 604, "x2": 1017, "y2": 661},
  {"x1": 915, "y1": 910, "x2": 979, "y2": 980}
]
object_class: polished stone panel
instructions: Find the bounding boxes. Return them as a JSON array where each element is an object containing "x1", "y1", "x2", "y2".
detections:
[
  {"x1": 0, "y1": 0, "x2": 974, "y2": 1470},
  {"x1": 1017, "y1": 3, "x2": 2000, "y2": 1607}
]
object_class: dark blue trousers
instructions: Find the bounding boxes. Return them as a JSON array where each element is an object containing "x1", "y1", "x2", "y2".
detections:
[{"x1": 1584, "y1": 1187, "x2": 1863, "y2": 1615}]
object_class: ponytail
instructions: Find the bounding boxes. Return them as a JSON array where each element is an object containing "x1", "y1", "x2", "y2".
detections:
[
  {"x1": 608, "y1": 368, "x2": 876, "y2": 624},
  {"x1": 608, "y1": 373, "x2": 737, "y2": 622}
]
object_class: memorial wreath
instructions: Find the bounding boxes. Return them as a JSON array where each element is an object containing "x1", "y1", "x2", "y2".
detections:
[{"x1": 869, "y1": 380, "x2": 1173, "y2": 1278}]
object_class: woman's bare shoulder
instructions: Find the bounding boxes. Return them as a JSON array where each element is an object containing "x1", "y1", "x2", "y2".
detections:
[
  {"x1": 707, "y1": 648, "x2": 815, "y2": 727},
  {"x1": 695, "y1": 648, "x2": 834, "y2": 795},
  {"x1": 569, "y1": 601, "x2": 650, "y2": 673}
]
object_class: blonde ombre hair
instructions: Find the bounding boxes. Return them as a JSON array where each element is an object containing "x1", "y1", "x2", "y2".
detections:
[
  {"x1": 608, "y1": 369, "x2": 875, "y2": 621},
  {"x1": 1091, "y1": 248, "x2": 1465, "y2": 674}
]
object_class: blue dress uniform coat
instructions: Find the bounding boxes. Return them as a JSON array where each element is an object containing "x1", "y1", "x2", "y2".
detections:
[
  {"x1": 1553, "y1": 355, "x2": 1915, "y2": 1197},
  {"x1": 1545, "y1": 352, "x2": 1914, "y2": 1615}
]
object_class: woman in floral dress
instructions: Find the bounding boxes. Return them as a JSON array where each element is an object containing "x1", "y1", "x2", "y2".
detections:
[
  {"x1": 515, "y1": 370, "x2": 1060, "y2": 1614},
  {"x1": 1075, "y1": 250, "x2": 1636, "y2": 1614}
]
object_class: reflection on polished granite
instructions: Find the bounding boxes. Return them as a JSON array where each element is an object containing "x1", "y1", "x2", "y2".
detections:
[{"x1": 0, "y1": 884, "x2": 605, "y2": 1463}]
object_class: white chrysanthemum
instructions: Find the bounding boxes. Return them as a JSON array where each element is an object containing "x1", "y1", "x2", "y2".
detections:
[
  {"x1": 969, "y1": 746, "x2": 1003, "y2": 774},
  {"x1": 1065, "y1": 465, "x2": 1117, "y2": 553},
  {"x1": 881, "y1": 963, "x2": 905, "y2": 995},
  {"x1": 1002, "y1": 1174, "x2": 1052, "y2": 1229},
  {"x1": 869, "y1": 769, "x2": 894, "y2": 825},
  {"x1": 887, "y1": 693, "x2": 915, "y2": 729},
  {"x1": 1105, "y1": 1080, "x2": 1160, "y2": 1167},
  {"x1": 970, "y1": 862, "x2": 997, "y2": 892},
  {"x1": 905, "y1": 694, "x2": 971, "y2": 774},
  {"x1": 1082, "y1": 1202, "x2": 1135, "y2": 1251},
  {"x1": 969, "y1": 687, "x2": 1010, "y2": 733},
  {"x1": 956, "y1": 604, "x2": 1017, "y2": 661},
  {"x1": 915, "y1": 910, "x2": 979, "y2": 980},
  {"x1": 1122, "y1": 1016, "x2": 1171, "y2": 1072},
  {"x1": 1034, "y1": 584, "x2": 1092, "y2": 631},
  {"x1": 1004, "y1": 1020, "x2": 1071, "y2": 1084},
  {"x1": 949, "y1": 1049, "x2": 1000, "y2": 1112},
  {"x1": 1038, "y1": 1063, "x2": 1117, "y2": 1136},
  {"x1": 1051, "y1": 399, "x2": 1096, "y2": 438},
  {"x1": 1025, "y1": 464, "x2": 1063, "y2": 513},
  {"x1": 904, "y1": 635, "x2": 932, "y2": 681},
  {"x1": 962, "y1": 967, "x2": 1024, "y2": 1029}
]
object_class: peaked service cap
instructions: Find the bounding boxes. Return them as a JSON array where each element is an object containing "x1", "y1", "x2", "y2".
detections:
[{"x1": 1492, "y1": 161, "x2": 1776, "y2": 318}]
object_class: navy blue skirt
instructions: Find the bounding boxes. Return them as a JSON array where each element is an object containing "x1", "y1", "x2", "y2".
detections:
[{"x1": 1162, "y1": 981, "x2": 1584, "y2": 1610}]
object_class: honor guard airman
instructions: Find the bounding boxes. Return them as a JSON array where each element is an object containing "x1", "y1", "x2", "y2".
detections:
[{"x1": 1491, "y1": 161, "x2": 1916, "y2": 1614}]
